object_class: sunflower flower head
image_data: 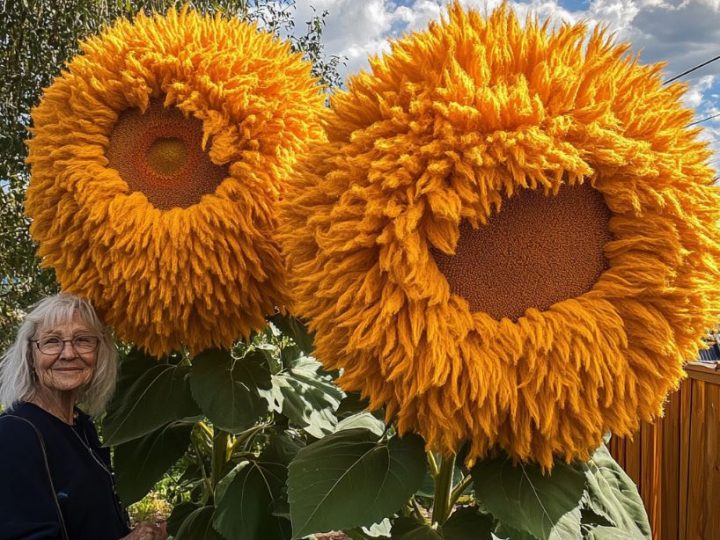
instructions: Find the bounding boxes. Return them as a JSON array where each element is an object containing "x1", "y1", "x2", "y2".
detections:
[
  {"x1": 26, "y1": 7, "x2": 325, "y2": 357},
  {"x1": 280, "y1": 2, "x2": 720, "y2": 468}
]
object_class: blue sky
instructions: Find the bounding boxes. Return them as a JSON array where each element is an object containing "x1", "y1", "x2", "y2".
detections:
[{"x1": 291, "y1": 0, "x2": 720, "y2": 168}]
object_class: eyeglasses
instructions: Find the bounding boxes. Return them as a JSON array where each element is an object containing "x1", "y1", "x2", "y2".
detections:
[{"x1": 30, "y1": 335, "x2": 100, "y2": 355}]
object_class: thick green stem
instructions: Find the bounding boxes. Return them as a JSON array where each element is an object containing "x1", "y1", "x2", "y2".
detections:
[
  {"x1": 211, "y1": 429, "x2": 230, "y2": 489},
  {"x1": 432, "y1": 454, "x2": 456, "y2": 525}
]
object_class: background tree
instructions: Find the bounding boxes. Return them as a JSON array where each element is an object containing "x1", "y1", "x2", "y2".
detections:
[{"x1": 0, "y1": 0, "x2": 343, "y2": 348}]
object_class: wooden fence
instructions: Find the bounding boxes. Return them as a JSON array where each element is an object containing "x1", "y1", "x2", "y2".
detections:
[{"x1": 608, "y1": 362, "x2": 720, "y2": 540}]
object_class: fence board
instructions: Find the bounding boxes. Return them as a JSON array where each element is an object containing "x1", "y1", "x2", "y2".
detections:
[
  {"x1": 608, "y1": 362, "x2": 720, "y2": 540},
  {"x1": 660, "y1": 388, "x2": 681, "y2": 540}
]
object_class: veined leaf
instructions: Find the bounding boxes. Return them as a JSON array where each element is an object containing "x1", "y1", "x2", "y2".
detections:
[
  {"x1": 114, "y1": 422, "x2": 192, "y2": 504},
  {"x1": 336, "y1": 411, "x2": 386, "y2": 436},
  {"x1": 113, "y1": 348, "x2": 157, "y2": 392},
  {"x1": 471, "y1": 455, "x2": 585, "y2": 540},
  {"x1": 167, "y1": 502, "x2": 201, "y2": 537},
  {"x1": 391, "y1": 508, "x2": 493, "y2": 540},
  {"x1": 103, "y1": 361, "x2": 200, "y2": 446},
  {"x1": 586, "y1": 526, "x2": 644, "y2": 539},
  {"x1": 268, "y1": 313, "x2": 315, "y2": 354},
  {"x1": 442, "y1": 507, "x2": 495, "y2": 540},
  {"x1": 582, "y1": 445, "x2": 651, "y2": 539},
  {"x1": 288, "y1": 428, "x2": 426, "y2": 538},
  {"x1": 336, "y1": 392, "x2": 372, "y2": 418},
  {"x1": 259, "y1": 354, "x2": 344, "y2": 438},
  {"x1": 493, "y1": 523, "x2": 536, "y2": 540},
  {"x1": 391, "y1": 517, "x2": 442, "y2": 540},
  {"x1": 213, "y1": 458, "x2": 291, "y2": 540},
  {"x1": 190, "y1": 349, "x2": 271, "y2": 433},
  {"x1": 174, "y1": 506, "x2": 223, "y2": 540},
  {"x1": 548, "y1": 508, "x2": 582, "y2": 540}
]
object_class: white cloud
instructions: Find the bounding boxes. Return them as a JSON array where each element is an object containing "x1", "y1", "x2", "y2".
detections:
[
  {"x1": 292, "y1": 0, "x2": 400, "y2": 75},
  {"x1": 683, "y1": 75, "x2": 715, "y2": 108},
  {"x1": 393, "y1": 1, "x2": 444, "y2": 31},
  {"x1": 588, "y1": 0, "x2": 641, "y2": 32},
  {"x1": 615, "y1": 0, "x2": 720, "y2": 79}
]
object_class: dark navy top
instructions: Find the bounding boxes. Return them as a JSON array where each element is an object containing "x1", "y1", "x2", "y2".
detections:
[{"x1": 0, "y1": 402, "x2": 130, "y2": 540}]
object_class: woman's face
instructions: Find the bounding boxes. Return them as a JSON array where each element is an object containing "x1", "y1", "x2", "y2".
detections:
[{"x1": 31, "y1": 313, "x2": 98, "y2": 394}]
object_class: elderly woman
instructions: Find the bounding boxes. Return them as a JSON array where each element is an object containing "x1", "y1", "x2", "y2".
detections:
[{"x1": 0, "y1": 293, "x2": 165, "y2": 540}]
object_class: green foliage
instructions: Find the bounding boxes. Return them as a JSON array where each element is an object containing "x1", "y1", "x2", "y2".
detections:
[
  {"x1": 105, "y1": 322, "x2": 652, "y2": 540},
  {"x1": 174, "y1": 506, "x2": 224, "y2": 540},
  {"x1": 471, "y1": 455, "x2": 586, "y2": 539},
  {"x1": 581, "y1": 446, "x2": 652, "y2": 538},
  {"x1": 260, "y1": 350, "x2": 345, "y2": 438},
  {"x1": 287, "y1": 428, "x2": 426, "y2": 538},
  {"x1": 114, "y1": 422, "x2": 194, "y2": 505},
  {"x1": 391, "y1": 508, "x2": 494, "y2": 540},
  {"x1": 103, "y1": 360, "x2": 200, "y2": 445},
  {"x1": 268, "y1": 313, "x2": 316, "y2": 355},
  {"x1": 127, "y1": 491, "x2": 173, "y2": 525},
  {"x1": 472, "y1": 449, "x2": 652, "y2": 540},
  {"x1": 214, "y1": 459, "x2": 291, "y2": 540},
  {"x1": 0, "y1": 180, "x2": 57, "y2": 351},
  {"x1": 191, "y1": 349, "x2": 272, "y2": 433}
]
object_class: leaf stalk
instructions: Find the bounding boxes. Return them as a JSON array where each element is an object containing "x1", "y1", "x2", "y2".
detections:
[
  {"x1": 211, "y1": 428, "x2": 230, "y2": 488},
  {"x1": 190, "y1": 434, "x2": 212, "y2": 502},
  {"x1": 449, "y1": 473, "x2": 473, "y2": 508},
  {"x1": 411, "y1": 496, "x2": 426, "y2": 522}
]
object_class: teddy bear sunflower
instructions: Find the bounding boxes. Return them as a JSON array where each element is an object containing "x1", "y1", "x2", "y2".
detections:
[
  {"x1": 26, "y1": 7, "x2": 324, "y2": 357},
  {"x1": 280, "y1": 3, "x2": 720, "y2": 468}
]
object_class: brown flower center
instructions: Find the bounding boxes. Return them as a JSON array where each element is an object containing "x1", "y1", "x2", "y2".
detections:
[
  {"x1": 432, "y1": 183, "x2": 612, "y2": 320},
  {"x1": 107, "y1": 99, "x2": 228, "y2": 209}
]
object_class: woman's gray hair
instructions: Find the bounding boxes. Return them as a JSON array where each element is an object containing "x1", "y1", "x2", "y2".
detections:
[{"x1": 0, "y1": 293, "x2": 117, "y2": 416}]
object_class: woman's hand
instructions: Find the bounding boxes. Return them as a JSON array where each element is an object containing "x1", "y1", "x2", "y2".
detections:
[{"x1": 121, "y1": 521, "x2": 167, "y2": 540}]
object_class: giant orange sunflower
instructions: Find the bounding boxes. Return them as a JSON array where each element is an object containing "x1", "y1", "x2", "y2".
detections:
[
  {"x1": 26, "y1": 8, "x2": 324, "y2": 357},
  {"x1": 280, "y1": 3, "x2": 720, "y2": 468}
]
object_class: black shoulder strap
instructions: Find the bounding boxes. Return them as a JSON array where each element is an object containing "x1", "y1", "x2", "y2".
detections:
[{"x1": 1, "y1": 414, "x2": 70, "y2": 540}]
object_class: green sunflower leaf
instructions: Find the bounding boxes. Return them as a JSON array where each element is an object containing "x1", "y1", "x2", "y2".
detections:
[
  {"x1": 213, "y1": 457, "x2": 291, "y2": 540},
  {"x1": 174, "y1": 506, "x2": 223, "y2": 540},
  {"x1": 113, "y1": 348, "x2": 157, "y2": 391},
  {"x1": 336, "y1": 411, "x2": 386, "y2": 436},
  {"x1": 471, "y1": 454, "x2": 586, "y2": 540},
  {"x1": 167, "y1": 502, "x2": 202, "y2": 537},
  {"x1": 391, "y1": 517, "x2": 443, "y2": 540},
  {"x1": 268, "y1": 313, "x2": 315, "y2": 354},
  {"x1": 113, "y1": 421, "x2": 192, "y2": 505},
  {"x1": 103, "y1": 357, "x2": 200, "y2": 446},
  {"x1": 581, "y1": 445, "x2": 651, "y2": 539},
  {"x1": 391, "y1": 508, "x2": 493, "y2": 540},
  {"x1": 258, "y1": 354, "x2": 344, "y2": 438},
  {"x1": 287, "y1": 428, "x2": 426, "y2": 538},
  {"x1": 442, "y1": 507, "x2": 495, "y2": 540},
  {"x1": 190, "y1": 348, "x2": 271, "y2": 433},
  {"x1": 493, "y1": 523, "x2": 537, "y2": 540}
]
